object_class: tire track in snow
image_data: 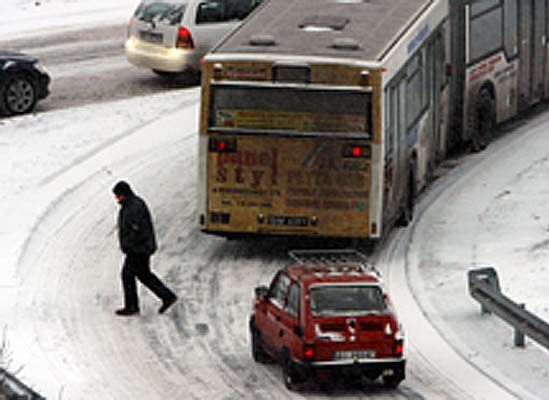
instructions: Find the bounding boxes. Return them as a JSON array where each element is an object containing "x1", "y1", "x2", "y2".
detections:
[{"x1": 8, "y1": 95, "x2": 514, "y2": 399}]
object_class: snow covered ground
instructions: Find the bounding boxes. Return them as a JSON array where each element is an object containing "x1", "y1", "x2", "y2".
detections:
[
  {"x1": 0, "y1": 0, "x2": 139, "y2": 40},
  {"x1": 1, "y1": 0, "x2": 549, "y2": 399}
]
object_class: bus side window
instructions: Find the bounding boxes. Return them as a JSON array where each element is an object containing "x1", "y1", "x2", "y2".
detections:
[
  {"x1": 503, "y1": 0, "x2": 518, "y2": 58},
  {"x1": 385, "y1": 87, "x2": 395, "y2": 159}
]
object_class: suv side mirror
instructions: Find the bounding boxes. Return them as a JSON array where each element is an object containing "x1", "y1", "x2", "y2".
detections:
[{"x1": 255, "y1": 285, "x2": 269, "y2": 300}]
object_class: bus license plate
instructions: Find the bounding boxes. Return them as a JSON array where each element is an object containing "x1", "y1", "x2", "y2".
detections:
[
  {"x1": 334, "y1": 350, "x2": 376, "y2": 360},
  {"x1": 268, "y1": 215, "x2": 308, "y2": 226}
]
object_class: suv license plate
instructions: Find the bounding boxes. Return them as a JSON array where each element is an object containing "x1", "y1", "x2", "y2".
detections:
[{"x1": 334, "y1": 350, "x2": 376, "y2": 360}]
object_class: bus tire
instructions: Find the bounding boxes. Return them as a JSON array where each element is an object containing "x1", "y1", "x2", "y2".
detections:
[
  {"x1": 472, "y1": 89, "x2": 495, "y2": 152},
  {"x1": 397, "y1": 175, "x2": 415, "y2": 227}
]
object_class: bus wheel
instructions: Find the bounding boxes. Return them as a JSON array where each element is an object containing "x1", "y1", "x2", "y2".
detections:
[
  {"x1": 472, "y1": 89, "x2": 495, "y2": 152},
  {"x1": 397, "y1": 176, "x2": 415, "y2": 227}
]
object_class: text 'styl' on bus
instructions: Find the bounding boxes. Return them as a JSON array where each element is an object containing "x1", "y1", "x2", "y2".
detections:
[{"x1": 199, "y1": 0, "x2": 544, "y2": 239}]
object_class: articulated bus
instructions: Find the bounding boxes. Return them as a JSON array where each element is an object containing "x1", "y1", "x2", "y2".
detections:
[{"x1": 198, "y1": 0, "x2": 546, "y2": 239}]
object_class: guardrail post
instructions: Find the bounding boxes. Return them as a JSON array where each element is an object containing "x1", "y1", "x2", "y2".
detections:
[
  {"x1": 514, "y1": 303, "x2": 526, "y2": 347},
  {"x1": 467, "y1": 267, "x2": 500, "y2": 315}
]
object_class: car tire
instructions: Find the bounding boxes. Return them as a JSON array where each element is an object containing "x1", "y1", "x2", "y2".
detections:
[
  {"x1": 152, "y1": 69, "x2": 180, "y2": 78},
  {"x1": 2, "y1": 74, "x2": 37, "y2": 115},
  {"x1": 250, "y1": 322, "x2": 269, "y2": 363}
]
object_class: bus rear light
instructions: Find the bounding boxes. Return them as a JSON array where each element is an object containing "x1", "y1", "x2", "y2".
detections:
[
  {"x1": 343, "y1": 144, "x2": 370, "y2": 158},
  {"x1": 360, "y1": 70, "x2": 370, "y2": 86},
  {"x1": 176, "y1": 27, "x2": 194, "y2": 49},
  {"x1": 199, "y1": 214, "x2": 205, "y2": 225},
  {"x1": 257, "y1": 214, "x2": 265, "y2": 224},
  {"x1": 371, "y1": 222, "x2": 377, "y2": 235},
  {"x1": 310, "y1": 216, "x2": 318, "y2": 226},
  {"x1": 208, "y1": 137, "x2": 237, "y2": 153},
  {"x1": 446, "y1": 63, "x2": 453, "y2": 77},
  {"x1": 213, "y1": 63, "x2": 224, "y2": 79}
]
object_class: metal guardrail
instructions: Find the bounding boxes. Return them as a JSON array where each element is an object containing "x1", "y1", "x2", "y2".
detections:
[
  {"x1": 0, "y1": 368, "x2": 45, "y2": 400},
  {"x1": 468, "y1": 267, "x2": 549, "y2": 349}
]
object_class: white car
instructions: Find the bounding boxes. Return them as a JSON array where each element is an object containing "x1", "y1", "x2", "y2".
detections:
[{"x1": 125, "y1": 0, "x2": 263, "y2": 77}]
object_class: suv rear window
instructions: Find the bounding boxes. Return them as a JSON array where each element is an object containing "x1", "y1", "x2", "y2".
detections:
[
  {"x1": 309, "y1": 285, "x2": 386, "y2": 316},
  {"x1": 135, "y1": 1, "x2": 186, "y2": 25},
  {"x1": 196, "y1": 0, "x2": 262, "y2": 24}
]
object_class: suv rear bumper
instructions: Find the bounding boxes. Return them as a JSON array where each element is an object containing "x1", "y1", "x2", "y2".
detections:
[{"x1": 295, "y1": 358, "x2": 406, "y2": 381}]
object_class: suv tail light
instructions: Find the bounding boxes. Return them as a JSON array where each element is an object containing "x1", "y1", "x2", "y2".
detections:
[
  {"x1": 177, "y1": 27, "x2": 194, "y2": 49},
  {"x1": 393, "y1": 339, "x2": 403, "y2": 358},
  {"x1": 303, "y1": 344, "x2": 315, "y2": 361}
]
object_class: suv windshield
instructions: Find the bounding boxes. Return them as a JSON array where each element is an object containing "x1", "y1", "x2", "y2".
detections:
[
  {"x1": 135, "y1": 1, "x2": 186, "y2": 25},
  {"x1": 309, "y1": 285, "x2": 386, "y2": 316}
]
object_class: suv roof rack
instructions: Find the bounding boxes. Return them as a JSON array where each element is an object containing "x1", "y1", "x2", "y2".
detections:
[{"x1": 288, "y1": 249, "x2": 380, "y2": 277}]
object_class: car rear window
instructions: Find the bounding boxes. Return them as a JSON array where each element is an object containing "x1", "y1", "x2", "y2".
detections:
[
  {"x1": 135, "y1": 1, "x2": 187, "y2": 25},
  {"x1": 309, "y1": 285, "x2": 386, "y2": 316}
]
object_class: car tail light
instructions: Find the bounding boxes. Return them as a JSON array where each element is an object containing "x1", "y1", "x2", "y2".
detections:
[
  {"x1": 303, "y1": 344, "x2": 315, "y2": 361},
  {"x1": 127, "y1": 18, "x2": 133, "y2": 38},
  {"x1": 177, "y1": 27, "x2": 194, "y2": 49},
  {"x1": 393, "y1": 339, "x2": 403, "y2": 357}
]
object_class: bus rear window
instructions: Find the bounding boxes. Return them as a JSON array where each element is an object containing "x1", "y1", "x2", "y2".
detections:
[{"x1": 209, "y1": 84, "x2": 371, "y2": 134}]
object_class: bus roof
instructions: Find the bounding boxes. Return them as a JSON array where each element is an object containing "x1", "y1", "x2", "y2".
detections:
[{"x1": 209, "y1": 0, "x2": 435, "y2": 63}]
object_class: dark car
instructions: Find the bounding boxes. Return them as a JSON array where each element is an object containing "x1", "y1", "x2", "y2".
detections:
[
  {"x1": 250, "y1": 262, "x2": 405, "y2": 390},
  {"x1": 0, "y1": 51, "x2": 51, "y2": 116}
]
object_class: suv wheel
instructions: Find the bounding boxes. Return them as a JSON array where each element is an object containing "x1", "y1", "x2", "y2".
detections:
[
  {"x1": 383, "y1": 370, "x2": 404, "y2": 389},
  {"x1": 250, "y1": 322, "x2": 269, "y2": 363},
  {"x1": 3, "y1": 74, "x2": 37, "y2": 115},
  {"x1": 282, "y1": 360, "x2": 300, "y2": 391}
]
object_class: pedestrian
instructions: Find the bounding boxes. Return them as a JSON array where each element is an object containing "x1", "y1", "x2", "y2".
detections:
[{"x1": 112, "y1": 180, "x2": 177, "y2": 316}]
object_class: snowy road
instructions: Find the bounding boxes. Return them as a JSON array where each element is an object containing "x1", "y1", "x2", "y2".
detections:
[
  {"x1": 0, "y1": 25, "x2": 198, "y2": 112},
  {"x1": 1, "y1": 1, "x2": 548, "y2": 398},
  {"x1": 4, "y1": 95, "x2": 543, "y2": 399}
]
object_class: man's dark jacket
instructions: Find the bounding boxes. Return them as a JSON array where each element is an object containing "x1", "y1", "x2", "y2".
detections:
[{"x1": 117, "y1": 194, "x2": 157, "y2": 256}]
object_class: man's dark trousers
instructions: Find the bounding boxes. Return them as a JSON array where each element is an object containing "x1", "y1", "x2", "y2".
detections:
[{"x1": 122, "y1": 253, "x2": 176, "y2": 311}]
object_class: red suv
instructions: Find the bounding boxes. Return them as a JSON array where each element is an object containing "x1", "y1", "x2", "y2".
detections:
[{"x1": 249, "y1": 259, "x2": 405, "y2": 390}]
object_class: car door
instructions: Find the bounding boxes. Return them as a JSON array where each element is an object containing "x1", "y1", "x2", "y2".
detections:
[
  {"x1": 261, "y1": 272, "x2": 291, "y2": 357},
  {"x1": 279, "y1": 281, "x2": 302, "y2": 359}
]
